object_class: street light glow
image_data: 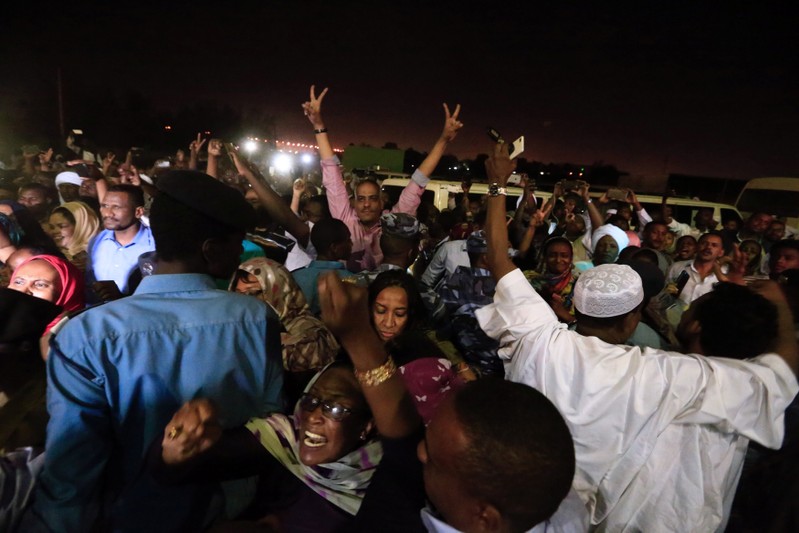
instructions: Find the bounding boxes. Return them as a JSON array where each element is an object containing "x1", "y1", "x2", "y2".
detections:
[
  {"x1": 244, "y1": 140, "x2": 258, "y2": 153},
  {"x1": 273, "y1": 153, "x2": 293, "y2": 173}
]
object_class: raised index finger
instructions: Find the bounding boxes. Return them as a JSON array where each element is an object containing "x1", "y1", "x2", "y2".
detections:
[
  {"x1": 451, "y1": 104, "x2": 461, "y2": 120},
  {"x1": 316, "y1": 87, "x2": 329, "y2": 104}
]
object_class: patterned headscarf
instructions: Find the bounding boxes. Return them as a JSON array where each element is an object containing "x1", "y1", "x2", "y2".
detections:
[
  {"x1": 231, "y1": 258, "x2": 339, "y2": 372},
  {"x1": 245, "y1": 365, "x2": 382, "y2": 515}
]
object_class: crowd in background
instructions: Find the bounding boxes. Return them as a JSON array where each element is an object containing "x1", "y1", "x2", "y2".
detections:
[{"x1": 1, "y1": 87, "x2": 798, "y2": 533}]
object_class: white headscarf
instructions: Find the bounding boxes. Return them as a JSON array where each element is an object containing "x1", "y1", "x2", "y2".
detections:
[{"x1": 591, "y1": 223, "x2": 630, "y2": 253}]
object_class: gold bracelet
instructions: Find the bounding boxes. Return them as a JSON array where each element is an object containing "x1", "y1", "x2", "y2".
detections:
[{"x1": 354, "y1": 356, "x2": 397, "y2": 387}]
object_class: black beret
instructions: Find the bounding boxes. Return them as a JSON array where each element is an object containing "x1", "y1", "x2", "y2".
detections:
[
  {"x1": 624, "y1": 259, "x2": 666, "y2": 300},
  {"x1": 155, "y1": 170, "x2": 256, "y2": 232}
]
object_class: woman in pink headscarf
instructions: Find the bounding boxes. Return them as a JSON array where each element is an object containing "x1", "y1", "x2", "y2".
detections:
[{"x1": 8, "y1": 254, "x2": 85, "y2": 333}]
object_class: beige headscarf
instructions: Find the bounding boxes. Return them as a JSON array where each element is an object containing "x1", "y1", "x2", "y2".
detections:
[
  {"x1": 53, "y1": 201, "x2": 100, "y2": 258},
  {"x1": 231, "y1": 258, "x2": 339, "y2": 372}
]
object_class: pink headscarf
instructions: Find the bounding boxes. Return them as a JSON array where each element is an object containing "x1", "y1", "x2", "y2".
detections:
[
  {"x1": 12, "y1": 254, "x2": 85, "y2": 332},
  {"x1": 626, "y1": 231, "x2": 641, "y2": 247}
]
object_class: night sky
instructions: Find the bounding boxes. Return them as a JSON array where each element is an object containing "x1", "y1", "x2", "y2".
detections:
[{"x1": 2, "y1": 2, "x2": 797, "y2": 181}]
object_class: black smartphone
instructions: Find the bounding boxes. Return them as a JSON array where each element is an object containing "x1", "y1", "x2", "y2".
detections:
[
  {"x1": 130, "y1": 147, "x2": 144, "y2": 167},
  {"x1": 486, "y1": 127, "x2": 505, "y2": 144},
  {"x1": 675, "y1": 271, "x2": 691, "y2": 296}
]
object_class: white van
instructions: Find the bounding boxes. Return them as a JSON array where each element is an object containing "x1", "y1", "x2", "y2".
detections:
[
  {"x1": 381, "y1": 177, "x2": 741, "y2": 229},
  {"x1": 736, "y1": 177, "x2": 799, "y2": 228}
]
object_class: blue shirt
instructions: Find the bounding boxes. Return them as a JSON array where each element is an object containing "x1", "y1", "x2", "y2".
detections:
[
  {"x1": 86, "y1": 224, "x2": 155, "y2": 299},
  {"x1": 28, "y1": 273, "x2": 284, "y2": 532},
  {"x1": 292, "y1": 260, "x2": 354, "y2": 315}
]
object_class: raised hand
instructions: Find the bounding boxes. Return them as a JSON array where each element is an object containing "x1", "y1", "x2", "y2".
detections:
[
  {"x1": 189, "y1": 133, "x2": 206, "y2": 155},
  {"x1": 302, "y1": 85, "x2": 329, "y2": 129},
  {"x1": 208, "y1": 139, "x2": 223, "y2": 157},
  {"x1": 293, "y1": 178, "x2": 306, "y2": 195},
  {"x1": 485, "y1": 141, "x2": 516, "y2": 185},
  {"x1": 39, "y1": 148, "x2": 54, "y2": 167},
  {"x1": 441, "y1": 103, "x2": 463, "y2": 142},
  {"x1": 226, "y1": 146, "x2": 249, "y2": 175},
  {"x1": 318, "y1": 270, "x2": 371, "y2": 342},
  {"x1": 161, "y1": 399, "x2": 222, "y2": 465}
]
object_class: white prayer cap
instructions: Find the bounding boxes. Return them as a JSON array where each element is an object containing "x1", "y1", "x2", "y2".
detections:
[
  {"x1": 573, "y1": 264, "x2": 643, "y2": 318},
  {"x1": 591, "y1": 223, "x2": 629, "y2": 253},
  {"x1": 55, "y1": 171, "x2": 83, "y2": 187}
]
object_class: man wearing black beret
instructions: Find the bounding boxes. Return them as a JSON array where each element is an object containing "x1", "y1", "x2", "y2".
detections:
[{"x1": 25, "y1": 171, "x2": 285, "y2": 532}]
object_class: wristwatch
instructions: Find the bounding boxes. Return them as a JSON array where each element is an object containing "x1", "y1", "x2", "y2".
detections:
[{"x1": 488, "y1": 183, "x2": 507, "y2": 197}]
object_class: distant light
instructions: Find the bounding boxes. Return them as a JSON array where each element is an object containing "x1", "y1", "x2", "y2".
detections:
[
  {"x1": 273, "y1": 153, "x2": 293, "y2": 173},
  {"x1": 301, "y1": 153, "x2": 313, "y2": 164},
  {"x1": 204, "y1": 131, "x2": 211, "y2": 135},
  {"x1": 540, "y1": 171, "x2": 545, "y2": 175},
  {"x1": 164, "y1": 125, "x2": 172, "y2": 131},
  {"x1": 244, "y1": 140, "x2": 258, "y2": 153}
]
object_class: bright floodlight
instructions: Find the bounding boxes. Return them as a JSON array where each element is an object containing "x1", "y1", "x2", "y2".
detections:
[
  {"x1": 244, "y1": 140, "x2": 258, "y2": 153},
  {"x1": 301, "y1": 153, "x2": 313, "y2": 164},
  {"x1": 273, "y1": 153, "x2": 293, "y2": 173}
]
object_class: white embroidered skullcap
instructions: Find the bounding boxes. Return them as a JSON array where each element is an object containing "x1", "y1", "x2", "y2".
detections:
[
  {"x1": 55, "y1": 171, "x2": 83, "y2": 187},
  {"x1": 591, "y1": 223, "x2": 629, "y2": 253},
  {"x1": 573, "y1": 263, "x2": 643, "y2": 318}
]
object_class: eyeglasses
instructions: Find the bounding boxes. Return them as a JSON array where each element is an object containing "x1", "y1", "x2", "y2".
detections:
[{"x1": 299, "y1": 393, "x2": 360, "y2": 422}]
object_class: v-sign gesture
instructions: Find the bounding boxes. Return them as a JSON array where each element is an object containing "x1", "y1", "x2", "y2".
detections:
[
  {"x1": 442, "y1": 103, "x2": 463, "y2": 142},
  {"x1": 302, "y1": 85, "x2": 329, "y2": 129}
]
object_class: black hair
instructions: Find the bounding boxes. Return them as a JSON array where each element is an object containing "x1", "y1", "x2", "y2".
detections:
[
  {"x1": 380, "y1": 231, "x2": 419, "y2": 259},
  {"x1": 631, "y1": 248, "x2": 659, "y2": 266},
  {"x1": 106, "y1": 184, "x2": 145, "y2": 208},
  {"x1": 452, "y1": 379, "x2": 575, "y2": 531},
  {"x1": 697, "y1": 231, "x2": 723, "y2": 245},
  {"x1": 770, "y1": 239, "x2": 799, "y2": 258},
  {"x1": 574, "y1": 301, "x2": 643, "y2": 331},
  {"x1": 693, "y1": 283, "x2": 777, "y2": 359},
  {"x1": 149, "y1": 193, "x2": 238, "y2": 262},
  {"x1": 437, "y1": 210, "x2": 458, "y2": 233},
  {"x1": 606, "y1": 213, "x2": 629, "y2": 231},
  {"x1": 643, "y1": 220, "x2": 668, "y2": 233},
  {"x1": 310, "y1": 218, "x2": 350, "y2": 255},
  {"x1": 368, "y1": 269, "x2": 425, "y2": 332},
  {"x1": 303, "y1": 195, "x2": 331, "y2": 219},
  {"x1": 18, "y1": 182, "x2": 50, "y2": 194}
]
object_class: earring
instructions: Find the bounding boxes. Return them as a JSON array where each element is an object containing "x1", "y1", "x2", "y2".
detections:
[{"x1": 359, "y1": 431, "x2": 368, "y2": 441}]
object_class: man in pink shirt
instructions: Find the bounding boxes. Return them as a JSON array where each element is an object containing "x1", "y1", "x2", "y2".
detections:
[{"x1": 302, "y1": 85, "x2": 463, "y2": 272}]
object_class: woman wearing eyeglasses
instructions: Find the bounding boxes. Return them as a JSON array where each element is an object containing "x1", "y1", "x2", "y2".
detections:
[{"x1": 151, "y1": 273, "x2": 422, "y2": 531}]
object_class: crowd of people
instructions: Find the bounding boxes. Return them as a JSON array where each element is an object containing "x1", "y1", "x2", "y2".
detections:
[{"x1": 1, "y1": 85, "x2": 798, "y2": 532}]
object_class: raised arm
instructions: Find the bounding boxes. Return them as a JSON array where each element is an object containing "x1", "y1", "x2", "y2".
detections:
[
  {"x1": 206, "y1": 139, "x2": 222, "y2": 179},
  {"x1": 318, "y1": 271, "x2": 420, "y2": 439},
  {"x1": 303, "y1": 85, "x2": 334, "y2": 160},
  {"x1": 485, "y1": 142, "x2": 517, "y2": 282},
  {"x1": 188, "y1": 133, "x2": 206, "y2": 171},
  {"x1": 230, "y1": 148, "x2": 310, "y2": 247},
  {"x1": 291, "y1": 178, "x2": 305, "y2": 216},
  {"x1": 303, "y1": 86, "x2": 355, "y2": 223},
  {"x1": 580, "y1": 181, "x2": 604, "y2": 232}
]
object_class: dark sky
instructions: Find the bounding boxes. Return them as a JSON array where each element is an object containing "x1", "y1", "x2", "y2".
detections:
[{"x1": 2, "y1": 2, "x2": 797, "y2": 180}]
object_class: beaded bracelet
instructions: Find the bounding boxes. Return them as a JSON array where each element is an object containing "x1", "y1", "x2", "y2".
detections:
[{"x1": 354, "y1": 356, "x2": 397, "y2": 387}]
